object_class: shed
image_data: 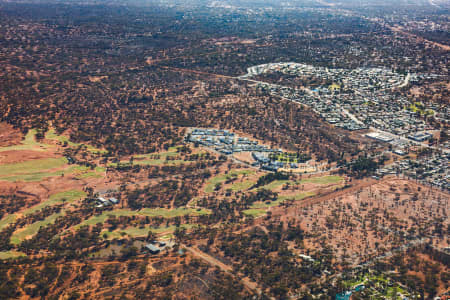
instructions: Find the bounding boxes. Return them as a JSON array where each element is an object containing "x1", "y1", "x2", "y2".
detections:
[
  {"x1": 145, "y1": 244, "x2": 160, "y2": 254},
  {"x1": 109, "y1": 197, "x2": 119, "y2": 204}
]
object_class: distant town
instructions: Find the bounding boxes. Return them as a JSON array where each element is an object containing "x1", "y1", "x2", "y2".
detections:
[{"x1": 239, "y1": 62, "x2": 449, "y2": 190}]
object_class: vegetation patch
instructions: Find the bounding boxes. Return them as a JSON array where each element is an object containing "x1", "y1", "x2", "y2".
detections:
[
  {"x1": 269, "y1": 152, "x2": 311, "y2": 163},
  {"x1": 278, "y1": 191, "x2": 316, "y2": 202},
  {"x1": 259, "y1": 179, "x2": 291, "y2": 191},
  {"x1": 101, "y1": 224, "x2": 198, "y2": 240},
  {"x1": 205, "y1": 169, "x2": 255, "y2": 193},
  {"x1": 406, "y1": 102, "x2": 434, "y2": 116},
  {"x1": 301, "y1": 175, "x2": 343, "y2": 185},
  {"x1": 248, "y1": 191, "x2": 315, "y2": 211},
  {"x1": 0, "y1": 129, "x2": 52, "y2": 152},
  {"x1": 45, "y1": 128, "x2": 106, "y2": 153},
  {"x1": 0, "y1": 157, "x2": 67, "y2": 177},
  {"x1": 0, "y1": 214, "x2": 17, "y2": 231},
  {"x1": 0, "y1": 250, "x2": 26, "y2": 260},
  {"x1": 0, "y1": 162, "x2": 105, "y2": 182},
  {"x1": 22, "y1": 190, "x2": 86, "y2": 216},
  {"x1": 108, "y1": 150, "x2": 186, "y2": 167},
  {"x1": 242, "y1": 208, "x2": 267, "y2": 217},
  {"x1": 230, "y1": 179, "x2": 257, "y2": 191},
  {"x1": 75, "y1": 207, "x2": 211, "y2": 229},
  {"x1": 10, "y1": 212, "x2": 65, "y2": 245}
]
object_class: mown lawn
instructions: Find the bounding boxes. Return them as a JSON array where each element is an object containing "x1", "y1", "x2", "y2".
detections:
[
  {"x1": 247, "y1": 191, "x2": 316, "y2": 211},
  {"x1": 0, "y1": 157, "x2": 68, "y2": 177},
  {"x1": 108, "y1": 150, "x2": 185, "y2": 167},
  {"x1": 230, "y1": 179, "x2": 256, "y2": 191},
  {"x1": 0, "y1": 214, "x2": 17, "y2": 231},
  {"x1": 0, "y1": 161, "x2": 105, "y2": 182},
  {"x1": 0, "y1": 129, "x2": 52, "y2": 152},
  {"x1": 254, "y1": 176, "x2": 343, "y2": 192},
  {"x1": 259, "y1": 180, "x2": 291, "y2": 191},
  {"x1": 205, "y1": 169, "x2": 255, "y2": 193},
  {"x1": 10, "y1": 211, "x2": 65, "y2": 245},
  {"x1": 0, "y1": 164, "x2": 87, "y2": 182},
  {"x1": 101, "y1": 224, "x2": 198, "y2": 240},
  {"x1": 278, "y1": 191, "x2": 316, "y2": 201},
  {"x1": 0, "y1": 251, "x2": 26, "y2": 260},
  {"x1": 301, "y1": 175, "x2": 343, "y2": 185},
  {"x1": 242, "y1": 208, "x2": 266, "y2": 217},
  {"x1": 46, "y1": 128, "x2": 106, "y2": 153},
  {"x1": 75, "y1": 207, "x2": 211, "y2": 229},
  {"x1": 22, "y1": 189, "x2": 86, "y2": 216}
]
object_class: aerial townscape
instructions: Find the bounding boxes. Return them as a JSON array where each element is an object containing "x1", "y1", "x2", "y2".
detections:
[{"x1": 0, "y1": 0, "x2": 448, "y2": 299}]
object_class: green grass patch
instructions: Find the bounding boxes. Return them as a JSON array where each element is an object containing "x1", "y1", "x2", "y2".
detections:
[
  {"x1": 0, "y1": 165, "x2": 82, "y2": 182},
  {"x1": 260, "y1": 180, "x2": 291, "y2": 191},
  {"x1": 74, "y1": 166, "x2": 106, "y2": 179},
  {"x1": 45, "y1": 128, "x2": 106, "y2": 153},
  {"x1": 0, "y1": 251, "x2": 26, "y2": 260},
  {"x1": 134, "y1": 151, "x2": 178, "y2": 159},
  {"x1": 10, "y1": 211, "x2": 64, "y2": 245},
  {"x1": 108, "y1": 151, "x2": 185, "y2": 167},
  {"x1": 329, "y1": 83, "x2": 341, "y2": 91},
  {"x1": 135, "y1": 159, "x2": 185, "y2": 166},
  {"x1": 301, "y1": 175, "x2": 343, "y2": 185},
  {"x1": 0, "y1": 214, "x2": 17, "y2": 231},
  {"x1": 75, "y1": 207, "x2": 211, "y2": 229},
  {"x1": 269, "y1": 152, "x2": 310, "y2": 163},
  {"x1": 0, "y1": 157, "x2": 68, "y2": 177},
  {"x1": 0, "y1": 163, "x2": 105, "y2": 182},
  {"x1": 406, "y1": 102, "x2": 435, "y2": 117},
  {"x1": 278, "y1": 191, "x2": 316, "y2": 202},
  {"x1": 230, "y1": 179, "x2": 257, "y2": 191},
  {"x1": 22, "y1": 190, "x2": 86, "y2": 216},
  {"x1": 0, "y1": 129, "x2": 53, "y2": 152},
  {"x1": 248, "y1": 191, "x2": 316, "y2": 210},
  {"x1": 242, "y1": 209, "x2": 266, "y2": 217},
  {"x1": 205, "y1": 169, "x2": 255, "y2": 193},
  {"x1": 101, "y1": 224, "x2": 197, "y2": 240}
]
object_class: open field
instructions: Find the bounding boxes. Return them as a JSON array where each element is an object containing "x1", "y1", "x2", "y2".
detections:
[
  {"x1": 75, "y1": 207, "x2": 211, "y2": 229},
  {"x1": 108, "y1": 150, "x2": 187, "y2": 167},
  {"x1": 250, "y1": 191, "x2": 316, "y2": 210},
  {"x1": 0, "y1": 128, "x2": 106, "y2": 154},
  {"x1": 22, "y1": 189, "x2": 86, "y2": 216},
  {"x1": 0, "y1": 128, "x2": 107, "y2": 182},
  {"x1": 242, "y1": 191, "x2": 316, "y2": 216},
  {"x1": 301, "y1": 175, "x2": 343, "y2": 185},
  {"x1": 101, "y1": 223, "x2": 198, "y2": 240},
  {"x1": 0, "y1": 157, "x2": 67, "y2": 177},
  {"x1": 204, "y1": 169, "x2": 255, "y2": 193},
  {"x1": 259, "y1": 180, "x2": 290, "y2": 191},
  {"x1": 0, "y1": 129, "x2": 52, "y2": 152},
  {"x1": 0, "y1": 189, "x2": 84, "y2": 235},
  {"x1": 45, "y1": 128, "x2": 106, "y2": 153},
  {"x1": 0, "y1": 161, "x2": 104, "y2": 182},
  {"x1": 255, "y1": 176, "x2": 343, "y2": 192},
  {"x1": 10, "y1": 211, "x2": 65, "y2": 245},
  {"x1": 278, "y1": 191, "x2": 316, "y2": 201},
  {"x1": 0, "y1": 250, "x2": 26, "y2": 260},
  {"x1": 0, "y1": 214, "x2": 17, "y2": 231},
  {"x1": 242, "y1": 208, "x2": 267, "y2": 217}
]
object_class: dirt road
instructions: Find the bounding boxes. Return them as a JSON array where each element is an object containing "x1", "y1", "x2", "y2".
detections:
[{"x1": 182, "y1": 244, "x2": 263, "y2": 295}]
